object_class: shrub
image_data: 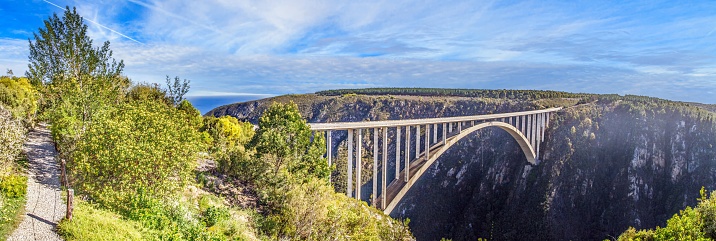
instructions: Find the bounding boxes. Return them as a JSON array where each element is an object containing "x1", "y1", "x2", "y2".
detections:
[
  {"x1": 0, "y1": 105, "x2": 24, "y2": 176},
  {"x1": 68, "y1": 100, "x2": 204, "y2": 210},
  {"x1": 259, "y1": 177, "x2": 413, "y2": 240},
  {"x1": 0, "y1": 75, "x2": 37, "y2": 124},
  {"x1": 0, "y1": 175, "x2": 27, "y2": 198},
  {"x1": 202, "y1": 206, "x2": 230, "y2": 227},
  {"x1": 617, "y1": 188, "x2": 716, "y2": 241}
]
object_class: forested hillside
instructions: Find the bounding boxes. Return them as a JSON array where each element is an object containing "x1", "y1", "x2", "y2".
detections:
[{"x1": 208, "y1": 90, "x2": 716, "y2": 240}]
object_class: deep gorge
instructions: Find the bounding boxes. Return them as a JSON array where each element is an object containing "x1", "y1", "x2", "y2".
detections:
[{"x1": 208, "y1": 92, "x2": 716, "y2": 240}]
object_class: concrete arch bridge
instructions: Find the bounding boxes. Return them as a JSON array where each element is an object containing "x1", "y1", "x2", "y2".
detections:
[{"x1": 309, "y1": 107, "x2": 562, "y2": 214}]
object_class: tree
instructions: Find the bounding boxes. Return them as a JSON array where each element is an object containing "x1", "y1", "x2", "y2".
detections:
[
  {"x1": 165, "y1": 75, "x2": 189, "y2": 106},
  {"x1": 27, "y1": 6, "x2": 128, "y2": 123},
  {"x1": 249, "y1": 101, "x2": 330, "y2": 181},
  {"x1": 28, "y1": 6, "x2": 129, "y2": 163},
  {"x1": 27, "y1": 7, "x2": 125, "y2": 89}
]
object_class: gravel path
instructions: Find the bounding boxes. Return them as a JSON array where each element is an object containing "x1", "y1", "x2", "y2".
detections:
[{"x1": 8, "y1": 123, "x2": 64, "y2": 241}]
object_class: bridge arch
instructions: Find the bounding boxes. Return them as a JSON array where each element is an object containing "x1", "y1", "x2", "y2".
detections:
[{"x1": 383, "y1": 121, "x2": 535, "y2": 214}]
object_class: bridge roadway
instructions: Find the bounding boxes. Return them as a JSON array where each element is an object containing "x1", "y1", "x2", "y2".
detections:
[{"x1": 309, "y1": 107, "x2": 562, "y2": 214}]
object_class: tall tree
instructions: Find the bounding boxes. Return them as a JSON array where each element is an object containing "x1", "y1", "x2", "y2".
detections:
[{"x1": 27, "y1": 6, "x2": 127, "y2": 120}]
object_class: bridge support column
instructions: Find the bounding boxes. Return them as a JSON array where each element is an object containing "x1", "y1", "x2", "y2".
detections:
[
  {"x1": 347, "y1": 129, "x2": 353, "y2": 197},
  {"x1": 373, "y1": 128, "x2": 378, "y2": 206},
  {"x1": 395, "y1": 126, "x2": 401, "y2": 180},
  {"x1": 443, "y1": 123, "x2": 447, "y2": 145},
  {"x1": 357, "y1": 129, "x2": 362, "y2": 200},
  {"x1": 541, "y1": 113, "x2": 547, "y2": 140},
  {"x1": 405, "y1": 126, "x2": 411, "y2": 182},
  {"x1": 425, "y1": 124, "x2": 430, "y2": 161},
  {"x1": 382, "y1": 127, "x2": 387, "y2": 209},
  {"x1": 532, "y1": 115, "x2": 538, "y2": 151},
  {"x1": 526, "y1": 115, "x2": 531, "y2": 146},
  {"x1": 411, "y1": 125, "x2": 419, "y2": 181},
  {"x1": 546, "y1": 113, "x2": 551, "y2": 128},
  {"x1": 448, "y1": 122, "x2": 452, "y2": 134},
  {"x1": 520, "y1": 115, "x2": 525, "y2": 135},
  {"x1": 433, "y1": 124, "x2": 437, "y2": 144},
  {"x1": 326, "y1": 131, "x2": 332, "y2": 167},
  {"x1": 535, "y1": 114, "x2": 541, "y2": 159}
]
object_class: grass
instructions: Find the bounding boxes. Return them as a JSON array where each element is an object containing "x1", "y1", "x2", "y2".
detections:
[
  {"x1": 57, "y1": 199, "x2": 144, "y2": 241},
  {"x1": 57, "y1": 185, "x2": 260, "y2": 241},
  {"x1": 0, "y1": 195, "x2": 27, "y2": 239}
]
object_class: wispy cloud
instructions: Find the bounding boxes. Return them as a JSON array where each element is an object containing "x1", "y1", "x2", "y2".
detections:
[
  {"x1": 42, "y1": 0, "x2": 142, "y2": 43},
  {"x1": 1, "y1": 0, "x2": 715, "y2": 104}
]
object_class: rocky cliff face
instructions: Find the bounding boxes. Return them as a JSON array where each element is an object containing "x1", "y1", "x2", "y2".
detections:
[{"x1": 208, "y1": 94, "x2": 716, "y2": 240}]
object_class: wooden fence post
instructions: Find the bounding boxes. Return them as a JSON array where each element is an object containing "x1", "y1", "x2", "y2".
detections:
[{"x1": 66, "y1": 188, "x2": 74, "y2": 220}]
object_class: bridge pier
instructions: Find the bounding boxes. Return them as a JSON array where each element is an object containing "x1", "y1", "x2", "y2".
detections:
[
  {"x1": 382, "y1": 127, "x2": 387, "y2": 209},
  {"x1": 405, "y1": 126, "x2": 411, "y2": 182},
  {"x1": 326, "y1": 131, "x2": 332, "y2": 168},
  {"x1": 356, "y1": 129, "x2": 362, "y2": 200},
  {"x1": 443, "y1": 123, "x2": 447, "y2": 145},
  {"x1": 395, "y1": 126, "x2": 401, "y2": 181},
  {"x1": 373, "y1": 128, "x2": 378, "y2": 206},
  {"x1": 426, "y1": 125, "x2": 430, "y2": 160},
  {"x1": 347, "y1": 129, "x2": 353, "y2": 197},
  {"x1": 433, "y1": 124, "x2": 437, "y2": 144}
]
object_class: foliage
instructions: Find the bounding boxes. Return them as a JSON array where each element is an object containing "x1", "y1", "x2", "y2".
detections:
[
  {"x1": 30, "y1": 7, "x2": 129, "y2": 172},
  {"x1": 26, "y1": 6, "x2": 126, "y2": 94},
  {"x1": 249, "y1": 101, "x2": 330, "y2": 183},
  {"x1": 0, "y1": 192, "x2": 26, "y2": 240},
  {"x1": 231, "y1": 101, "x2": 413, "y2": 239},
  {"x1": 58, "y1": 199, "x2": 144, "y2": 241},
  {"x1": 203, "y1": 115, "x2": 255, "y2": 151},
  {"x1": 0, "y1": 75, "x2": 38, "y2": 124},
  {"x1": 0, "y1": 105, "x2": 25, "y2": 176},
  {"x1": 259, "y1": 177, "x2": 413, "y2": 240},
  {"x1": 165, "y1": 76, "x2": 190, "y2": 106},
  {"x1": 202, "y1": 206, "x2": 230, "y2": 227},
  {"x1": 617, "y1": 188, "x2": 716, "y2": 241},
  {"x1": 126, "y1": 83, "x2": 170, "y2": 105},
  {"x1": 68, "y1": 100, "x2": 204, "y2": 210},
  {"x1": 0, "y1": 175, "x2": 27, "y2": 199}
]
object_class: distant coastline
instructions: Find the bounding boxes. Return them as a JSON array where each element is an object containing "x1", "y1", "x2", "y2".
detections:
[{"x1": 187, "y1": 95, "x2": 268, "y2": 115}]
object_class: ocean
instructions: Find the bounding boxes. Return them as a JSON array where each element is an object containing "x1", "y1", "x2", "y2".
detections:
[{"x1": 186, "y1": 95, "x2": 267, "y2": 115}]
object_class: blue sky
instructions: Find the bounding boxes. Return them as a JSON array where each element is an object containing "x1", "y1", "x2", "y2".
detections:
[{"x1": 1, "y1": 0, "x2": 715, "y2": 104}]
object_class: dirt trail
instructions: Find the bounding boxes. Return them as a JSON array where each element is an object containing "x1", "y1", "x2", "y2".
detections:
[{"x1": 8, "y1": 123, "x2": 64, "y2": 241}]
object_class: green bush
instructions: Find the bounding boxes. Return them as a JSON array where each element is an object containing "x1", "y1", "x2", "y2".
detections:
[
  {"x1": 203, "y1": 206, "x2": 230, "y2": 227},
  {"x1": 68, "y1": 100, "x2": 204, "y2": 210},
  {"x1": 0, "y1": 105, "x2": 25, "y2": 176},
  {"x1": 0, "y1": 75, "x2": 37, "y2": 124},
  {"x1": 58, "y1": 199, "x2": 144, "y2": 241},
  {"x1": 0, "y1": 175, "x2": 27, "y2": 199},
  {"x1": 617, "y1": 188, "x2": 716, "y2": 241}
]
